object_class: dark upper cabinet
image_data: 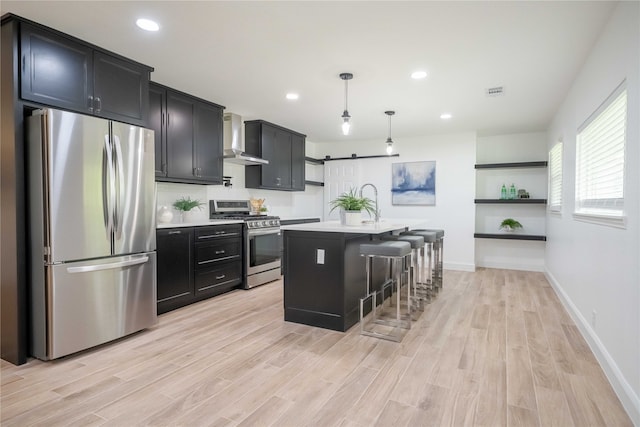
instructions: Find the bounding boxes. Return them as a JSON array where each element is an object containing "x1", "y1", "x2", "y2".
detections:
[
  {"x1": 157, "y1": 228, "x2": 194, "y2": 314},
  {"x1": 166, "y1": 91, "x2": 196, "y2": 180},
  {"x1": 93, "y1": 51, "x2": 149, "y2": 125},
  {"x1": 19, "y1": 22, "x2": 151, "y2": 126},
  {"x1": 290, "y1": 134, "x2": 305, "y2": 191},
  {"x1": 193, "y1": 101, "x2": 223, "y2": 183},
  {"x1": 150, "y1": 82, "x2": 224, "y2": 185},
  {"x1": 149, "y1": 84, "x2": 166, "y2": 177},
  {"x1": 20, "y1": 23, "x2": 93, "y2": 113},
  {"x1": 245, "y1": 120, "x2": 306, "y2": 191}
]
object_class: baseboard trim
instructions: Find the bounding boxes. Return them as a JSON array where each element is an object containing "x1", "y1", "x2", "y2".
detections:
[
  {"x1": 545, "y1": 269, "x2": 640, "y2": 426},
  {"x1": 476, "y1": 261, "x2": 545, "y2": 272},
  {"x1": 444, "y1": 262, "x2": 475, "y2": 272}
]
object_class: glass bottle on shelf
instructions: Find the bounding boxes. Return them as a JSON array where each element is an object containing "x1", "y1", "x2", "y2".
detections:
[
  {"x1": 500, "y1": 184, "x2": 507, "y2": 199},
  {"x1": 509, "y1": 183, "x2": 516, "y2": 199}
]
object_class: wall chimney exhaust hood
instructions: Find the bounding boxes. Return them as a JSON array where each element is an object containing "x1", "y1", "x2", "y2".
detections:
[{"x1": 223, "y1": 113, "x2": 268, "y2": 165}]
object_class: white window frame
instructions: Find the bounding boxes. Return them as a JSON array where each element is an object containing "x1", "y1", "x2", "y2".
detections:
[
  {"x1": 574, "y1": 81, "x2": 627, "y2": 228},
  {"x1": 548, "y1": 141, "x2": 563, "y2": 213}
]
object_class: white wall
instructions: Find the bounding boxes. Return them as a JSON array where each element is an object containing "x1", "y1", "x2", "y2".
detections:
[
  {"x1": 545, "y1": 2, "x2": 640, "y2": 423},
  {"x1": 475, "y1": 132, "x2": 547, "y2": 271},
  {"x1": 313, "y1": 131, "x2": 477, "y2": 272}
]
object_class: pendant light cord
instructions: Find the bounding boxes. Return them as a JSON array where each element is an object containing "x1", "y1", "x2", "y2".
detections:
[{"x1": 344, "y1": 79, "x2": 349, "y2": 112}]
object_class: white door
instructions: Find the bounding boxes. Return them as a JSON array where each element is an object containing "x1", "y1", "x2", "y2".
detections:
[{"x1": 323, "y1": 160, "x2": 361, "y2": 220}]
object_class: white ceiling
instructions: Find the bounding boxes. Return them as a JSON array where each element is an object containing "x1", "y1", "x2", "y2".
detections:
[{"x1": 2, "y1": 1, "x2": 615, "y2": 143}]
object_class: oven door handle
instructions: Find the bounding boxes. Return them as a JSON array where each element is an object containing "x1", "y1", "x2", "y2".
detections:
[{"x1": 248, "y1": 228, "x2": 281, "y2": 237}]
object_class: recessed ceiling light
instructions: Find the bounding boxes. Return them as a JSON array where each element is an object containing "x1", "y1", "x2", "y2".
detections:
[
  {"x1": 286, "y1": 93, "x2": 299, "y2": 100},
  {"x1": 440, "y1": 113, "x2": 452, "y2": 119},
  {"x1": 136, "y1": 18, "x2": 159, "y2": 32},
  {"x1": 411, "y1": 71, "x2": 427, "y2": 80}
]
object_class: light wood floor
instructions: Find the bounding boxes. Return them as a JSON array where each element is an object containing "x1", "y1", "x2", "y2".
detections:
[{"x1": 1, "y1": 269, "x2": 632, "y2": 426}]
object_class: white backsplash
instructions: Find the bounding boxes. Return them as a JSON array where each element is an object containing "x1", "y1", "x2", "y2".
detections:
[{"x1": 156, "y1": 162, "x2": 324, "y2": 223}]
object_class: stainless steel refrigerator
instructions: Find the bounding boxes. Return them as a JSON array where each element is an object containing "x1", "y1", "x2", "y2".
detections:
[{"x1": 27, "y1": 108, "x2": 157, "y2": 360}]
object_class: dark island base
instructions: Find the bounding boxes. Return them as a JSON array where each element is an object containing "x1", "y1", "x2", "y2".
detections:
[{"x1": 283, "y1": 230, "x2": 387, "y2": 332}]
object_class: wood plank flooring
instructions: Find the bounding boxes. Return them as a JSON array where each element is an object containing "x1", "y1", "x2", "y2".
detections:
[{"x1": 1, "y1": 269, "x2": 632, "y2": 426}]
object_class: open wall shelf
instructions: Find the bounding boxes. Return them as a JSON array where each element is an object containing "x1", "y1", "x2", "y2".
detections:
[
  {"x1": 475, "y1": 198, "x2": 547, "y2": 204},
  {"x1": 474, "y1": 233, "x2": 546, "y2": 241},
  {"x1": 475, "y1": 161, "x2": 548, "y2": 169}
]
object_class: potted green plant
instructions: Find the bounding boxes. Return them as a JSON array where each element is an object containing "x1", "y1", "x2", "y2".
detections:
[
  {"x1": 173, "y1": 196, "x2": 204, "y2": 223},
  {"x1": 499, "y1": 218, "x2": 523, "y2": 232},
  {"x1": 329, "y1": 188, "x2": 375, "y2": 226}
]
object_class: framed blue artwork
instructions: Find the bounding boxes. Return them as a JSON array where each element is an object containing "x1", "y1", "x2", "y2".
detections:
[{"x1": 392, "y1": 161, "x2": 436, "y2": 205}]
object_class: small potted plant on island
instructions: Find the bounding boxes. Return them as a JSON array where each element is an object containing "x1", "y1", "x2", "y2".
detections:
[
  {"x1": 499, "y1": 218, "x2": 523, "y2": 233},
  {"x1": 329, "y1": 188, "x2": 375, "y2": 226},
  {"x1": 173, "y1": 196, "x2": 204, "y2": 223}
]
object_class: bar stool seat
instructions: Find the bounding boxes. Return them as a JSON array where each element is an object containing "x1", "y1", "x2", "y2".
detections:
[{"x1": 359, "y1": 240, "x2": 412, "y2": 342}]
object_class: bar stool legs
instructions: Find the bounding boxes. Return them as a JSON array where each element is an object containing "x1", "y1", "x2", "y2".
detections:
[{"x1": 359, "y1": 241, "x2": 412, "y2": 342}]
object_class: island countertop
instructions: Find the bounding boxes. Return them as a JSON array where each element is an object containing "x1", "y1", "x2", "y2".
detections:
[{"x1": 280, "y1": 219, "x2": 428, "y2": 234}]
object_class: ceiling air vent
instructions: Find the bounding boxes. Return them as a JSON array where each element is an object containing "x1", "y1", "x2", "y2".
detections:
[{"x1": 485, "y1": 86, "x2": 505, "y2": 97}]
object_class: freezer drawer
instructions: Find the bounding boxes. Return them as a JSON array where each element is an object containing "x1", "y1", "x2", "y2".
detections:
[{"x1": 43, "y1": 252, "x2": 157, "y2": 360}]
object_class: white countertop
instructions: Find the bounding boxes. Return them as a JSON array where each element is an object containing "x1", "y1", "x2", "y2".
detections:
[
  {"x1": 280, "y1": 219, "x2": 429, "y2": 234},
  {"x1": 156, "y1": 219, "x2": 243, "y2": 229}
]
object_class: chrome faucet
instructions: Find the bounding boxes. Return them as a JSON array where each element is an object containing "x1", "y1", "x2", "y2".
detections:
[{"x1": 359, "y1": 183, "x2": 380, "y2": 223}]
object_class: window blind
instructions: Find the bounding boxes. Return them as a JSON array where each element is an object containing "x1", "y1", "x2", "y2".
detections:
[
  {"x1": 575, "y1": 84, "x2": 626, "y2": 218},
  {"x1": 548, "y1": 142, "x2": 563, "y2": 212}
]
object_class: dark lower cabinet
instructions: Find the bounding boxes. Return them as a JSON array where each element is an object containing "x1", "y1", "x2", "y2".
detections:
[
  {"x1": 157, "y1": 228, "x2": 194, "y2": 314},
  {"x1": 283, "y1": 230, "x2": 386, "y2": 332},
  {"x1": 157, "y1": 224, "x2": 243, "y2": 314}
]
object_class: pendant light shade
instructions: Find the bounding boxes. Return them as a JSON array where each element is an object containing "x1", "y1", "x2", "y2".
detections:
[
  {"x1": 385, "y1": 110, "x2": 395, "y2": 154},
  {"x1": 339, "y1": 73, "x2": 353, "y2": 135}
]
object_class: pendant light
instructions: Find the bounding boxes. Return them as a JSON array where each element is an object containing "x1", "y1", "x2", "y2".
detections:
[
  {"x1": 385, "y1": 110, "x2": 395, "y2": 154},
  {"x1": 339, "y1": 73, "x2": 353, "y2": 135}
]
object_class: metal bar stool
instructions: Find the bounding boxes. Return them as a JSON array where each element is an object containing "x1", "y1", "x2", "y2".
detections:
[
  {"x1": 401, "y1": 230, "x2": 438, "y2": 298},
  {"x1": 413, "y1": 229, "x2": 444, "y2": 290},
  {"x1": 380, "y1": 234, "x2": 425, "y2": 316},
  {"x1": 359, "y1": 240, "x2": 412, "y2": 342}
]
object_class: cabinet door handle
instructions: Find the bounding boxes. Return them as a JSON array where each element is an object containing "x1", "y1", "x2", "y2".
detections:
[
  {"x1": 215, "y1": 250, "x2": 226, "y2": 255},
  {"x1": 22, "y1": 55, "x2": 26, "y2": 73},
  {"x1": 166, "y1": 113, "x2": 170, "y2": 127},
  {"x1": 161, "y1": 112, "x2": 165, "y2": 127},
  {"x1": 95, "y1": 96, "x2": 102, "y2": 113},
  {"x1": 88, "y1": 95, "x2": 94, "y2": 113},
  {"x1": 168, "y1": 230, "x2": 182, "y2": 235},
  {"x1": 193, "y1": 167, "x2": 198, "y2": 177},
  {"x1": 216, "y1": 275, "x2": 226, "y2": 280}
]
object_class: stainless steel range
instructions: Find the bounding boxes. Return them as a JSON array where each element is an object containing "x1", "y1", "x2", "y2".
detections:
[{"x1": 210, "y1": 200, "x2": 281, "y2": 289}]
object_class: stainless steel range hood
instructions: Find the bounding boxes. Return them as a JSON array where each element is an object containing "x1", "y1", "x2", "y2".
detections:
[{"x1": 223, "y1": 113, "x2": 268, "y2": 165}]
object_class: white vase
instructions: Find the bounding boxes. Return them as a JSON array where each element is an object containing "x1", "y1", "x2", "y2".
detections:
[
  {"x1": 182, "y1": 210, "x2": 194, "y2": 223},
  {"x1": 157, "y1": 206, "x2": 173, "y2": 224},
  {"x1": 344, "y1": 210, "x2": 362, "y2": 226}
]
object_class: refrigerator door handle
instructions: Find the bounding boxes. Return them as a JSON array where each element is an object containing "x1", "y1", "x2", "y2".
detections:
[
  {"x1": 66, "y1": 256, "x2": 149, "y2": 274},
  {"x1": 113, "y1": 135, "x2": 124, "y2": 240},
  {"x1": 103, "y1": 135, "x2": 115, "y2": 240}
]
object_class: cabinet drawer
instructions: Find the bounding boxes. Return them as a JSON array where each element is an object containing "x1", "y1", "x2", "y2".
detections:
[
  {"x1": 195, "y1": 240, "x2": 241, "y2": 267},
  {"x1": 195, "y1": 262, "x2": 242, "y2": 295},
  {"x1": 194, "y1": 225, "x2": 242, "y2": 241}
]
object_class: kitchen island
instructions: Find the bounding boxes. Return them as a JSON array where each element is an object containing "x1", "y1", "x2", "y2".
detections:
[{"x1": 281, "y1": 219, "x2": 426, "y2": 332}]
